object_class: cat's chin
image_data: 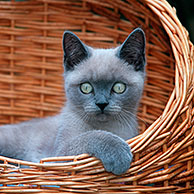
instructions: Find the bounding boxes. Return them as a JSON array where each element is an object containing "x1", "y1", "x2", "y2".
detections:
[
  {"x1": 92, "y1": 111, "x2": 116, "y2": 122},
  {"x1": 95, "y1": 114, "x2": 109, "y2": 122}
]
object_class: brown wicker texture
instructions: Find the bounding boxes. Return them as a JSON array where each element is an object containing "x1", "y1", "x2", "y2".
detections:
[{"x1": 0, "y1": 0, "x2": 193, "y2": 193}]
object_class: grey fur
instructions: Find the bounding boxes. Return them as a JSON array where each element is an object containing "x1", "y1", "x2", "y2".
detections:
[{"x1": 0, "y1": 28, "x2": 146, "y2": 175}]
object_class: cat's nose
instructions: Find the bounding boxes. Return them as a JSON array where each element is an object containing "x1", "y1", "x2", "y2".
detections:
[{"x1": 96, "y1": 102, "x2": 109, "y2": 111}]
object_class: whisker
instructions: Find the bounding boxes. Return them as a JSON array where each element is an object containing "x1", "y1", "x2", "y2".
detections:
[{"x1": 122, "y1": 109, "x2": 148, "y2": 126}]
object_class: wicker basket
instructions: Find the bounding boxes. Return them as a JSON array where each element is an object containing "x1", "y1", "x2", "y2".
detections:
[{"x1": 0, "y1": 0, "x2": 193, "y2": 193}]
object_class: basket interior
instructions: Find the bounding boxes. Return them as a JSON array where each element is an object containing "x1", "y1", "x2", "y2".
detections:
[{"x1": 0, "y1": 0, "x2": 175, "y2": 133}]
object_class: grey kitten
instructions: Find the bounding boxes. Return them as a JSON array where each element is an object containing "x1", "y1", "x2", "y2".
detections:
[{"x1": 0, "y1": 28, "x2": 146, "y2": 175}]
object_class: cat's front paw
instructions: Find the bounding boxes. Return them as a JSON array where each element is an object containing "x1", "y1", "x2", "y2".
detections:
[
  {"x1": 101, "y1": 142, "x2": 132, "y2": 175},
  {"x1": 65, "y1": 130, "x2": 133, "y2": 175},
  {"x1": 93, "y1": 132, "x2": 133, "y2": 175}
]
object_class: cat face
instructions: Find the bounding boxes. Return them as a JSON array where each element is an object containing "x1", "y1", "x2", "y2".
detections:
[{"x1": 63, "y1": 29, "x2": 146, "y2": 122}]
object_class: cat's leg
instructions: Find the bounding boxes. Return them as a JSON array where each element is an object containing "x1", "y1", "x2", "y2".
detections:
[{"x1": 56, "y1": 130, "x2": 133, "y2": 175}]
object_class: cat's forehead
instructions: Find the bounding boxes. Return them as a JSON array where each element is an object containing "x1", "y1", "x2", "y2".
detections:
[
  {"x1": 78, "y1": 48, "x2": 132, "y2": 80},
  {"x1": 66, "y1": 47, "x2": 143, "y2": 84},
  {"x1": 87, "y1": 49, "x2": 120, "y2": 72}
]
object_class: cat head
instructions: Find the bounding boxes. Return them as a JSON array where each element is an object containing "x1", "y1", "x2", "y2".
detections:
[{"x1": 62, "y1": 28, "x2": 146, "y2": 122}]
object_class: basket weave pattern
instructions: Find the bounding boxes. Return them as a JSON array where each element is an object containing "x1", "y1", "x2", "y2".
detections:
[{"x1": 0, "y1": 0, "x2": 194, "y2": 193}]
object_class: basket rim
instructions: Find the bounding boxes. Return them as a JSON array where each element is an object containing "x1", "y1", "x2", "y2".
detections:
[{"x1": 128, "y1": 0, "x2": 194, "y2": 153}]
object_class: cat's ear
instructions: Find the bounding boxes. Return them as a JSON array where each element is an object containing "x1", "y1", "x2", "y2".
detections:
[
  {"x1": 63, "y1": 31, "x2": 89, "y2": 71},
  {"x1": 118, "y1": 28, "x2": 146, "y2": 71}
]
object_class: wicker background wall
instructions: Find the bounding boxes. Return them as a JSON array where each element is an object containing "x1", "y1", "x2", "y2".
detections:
[
  {"x1": 0, "y1": 0, "x2": 175, "y2": 132},
  {"x1": 0, "y1": 0, "x2": 193, "y2": 193}
]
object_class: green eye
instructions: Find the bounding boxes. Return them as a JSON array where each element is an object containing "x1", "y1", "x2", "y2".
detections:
[
  {"x1": 80, "y1": 83, "x2": 93, "y2": 94},
  {"x1": 113, "y1": 82, "x2": 126, "y2": 94}
]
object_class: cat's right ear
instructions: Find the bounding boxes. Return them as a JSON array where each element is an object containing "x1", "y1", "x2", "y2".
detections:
[{"x1": 63, "y1": 31, "x2": 89, "y2": 71}]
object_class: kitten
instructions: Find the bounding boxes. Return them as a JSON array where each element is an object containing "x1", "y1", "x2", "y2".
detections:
[{"x1": 0, "y1": 28, "x2": 146, "y2": 175}]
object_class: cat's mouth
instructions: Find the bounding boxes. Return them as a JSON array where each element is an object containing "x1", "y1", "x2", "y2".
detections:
[{"x1": 84, "y1": 106, "x2": 121, "y2": 122}]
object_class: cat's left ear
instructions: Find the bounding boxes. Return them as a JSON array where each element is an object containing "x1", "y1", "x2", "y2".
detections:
[
  {"x1": 63, "y1": 31, "x2": 89, "y2": 71},
  {"x1": 118, "y1": 28, "x2": 146, "y2": 71}
]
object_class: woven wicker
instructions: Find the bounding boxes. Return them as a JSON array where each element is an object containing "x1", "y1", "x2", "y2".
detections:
[{"x1": 0, "y1": 0, "x2": 193, "y2": 193}]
